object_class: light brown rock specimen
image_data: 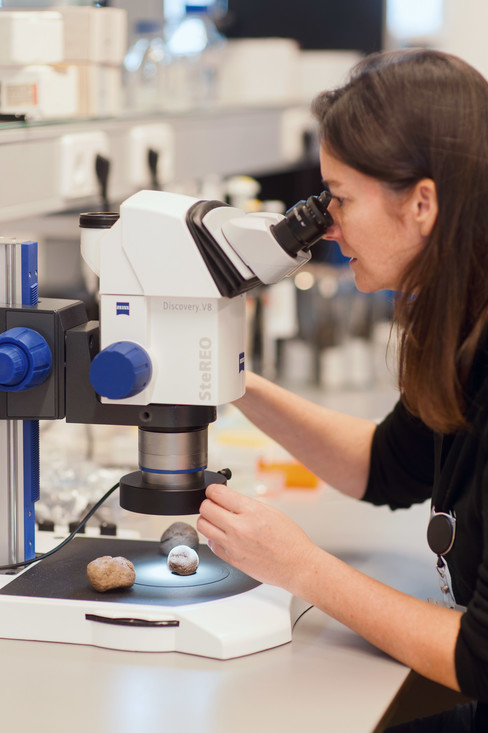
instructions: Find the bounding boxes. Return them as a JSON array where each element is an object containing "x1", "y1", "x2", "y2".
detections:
[
  {"x1": 87, "y1": 555, "x2": 136, "y2": 592},
  {"x1": 167, "y1": 545, "x2": 199, "y2": 575},
  {"x1": 160, "y1": 521, "x2": 199, "y2": 555}
]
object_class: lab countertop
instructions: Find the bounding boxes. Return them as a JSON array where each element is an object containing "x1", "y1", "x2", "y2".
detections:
[
  {"x1": 0, "y1": 387, "x2": 439, "y2": 733},
  {"x1": 0, "y1": 489, "x2": 436, "y2": 733}
]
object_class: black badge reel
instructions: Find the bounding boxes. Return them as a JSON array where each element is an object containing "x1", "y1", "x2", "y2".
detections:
[
  {"x1": 427, "y1": 508, "x2": 465, "y2": 611},
  {"x1": 427, "y1": 508, "x2": 456, "y2": 557}
]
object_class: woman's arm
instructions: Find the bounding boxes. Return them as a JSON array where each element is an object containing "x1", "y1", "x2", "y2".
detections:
[
  {"x1": 197, "y1": 483, "x2": 462, "y2": 692},
  {"x1": 234, "y1": 371, "x2": 377, "y2": 500}
]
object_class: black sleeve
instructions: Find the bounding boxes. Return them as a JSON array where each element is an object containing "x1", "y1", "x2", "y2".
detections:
[
  {"x1": 363, "y1": 400, "x2": 435, "y2": 509},
  {"x1": 455, "y1": 430, "x2": 488, "y2": 702},
  {"x1": 455, "y1": 564, "x2": 488, "y2": 702}
]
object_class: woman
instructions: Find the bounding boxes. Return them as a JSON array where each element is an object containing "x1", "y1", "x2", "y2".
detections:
[{"x1": 197, "y1": 49, "x2": 488, "y2": 730}]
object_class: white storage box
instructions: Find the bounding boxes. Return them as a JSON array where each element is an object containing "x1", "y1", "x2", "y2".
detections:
[
  {"x1": 58, "y1": 6, "x2": 127, "y2": 65},
  {"x1": 0, "y1": 10, "x2": 63, "y2": 66},
  {"x1": 77, "y1": 64, "x2": 122, "y2": 118},
  {"x1": 217, "y1": 38, "x2": 301, "y2": 106},
  {"x1": 0, "y1": 65, "x2": 78, "y2": 120}
]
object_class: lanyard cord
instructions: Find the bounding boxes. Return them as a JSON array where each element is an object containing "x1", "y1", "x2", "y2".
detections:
[
  {"x1": 432, "y1": 432, "x2": 444, "y2": 511},
  {"x1": 429, "y1": 432, "x2": 458, "y2": 605}
]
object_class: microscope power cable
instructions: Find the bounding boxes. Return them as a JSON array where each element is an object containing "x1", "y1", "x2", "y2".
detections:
[{"x1": 0, "y1": 480, "x2": 120, "y2": 573}]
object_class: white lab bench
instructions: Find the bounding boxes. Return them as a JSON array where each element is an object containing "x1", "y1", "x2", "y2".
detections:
[{"x1": 0, "y1": 387, "x2": 440, "y2": 733}]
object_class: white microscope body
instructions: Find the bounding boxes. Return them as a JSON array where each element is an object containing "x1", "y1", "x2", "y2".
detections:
[
  {"x1": 78, "y1": 188, "x2": 333, "y2": 517},
  {"x1": 80, "y1": 189, "x2": 313, "y2": 408}
]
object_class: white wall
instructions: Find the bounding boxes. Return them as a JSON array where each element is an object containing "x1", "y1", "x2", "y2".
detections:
[{"x1": 437, "y1": 0, "x2": 488, "y2": 78}]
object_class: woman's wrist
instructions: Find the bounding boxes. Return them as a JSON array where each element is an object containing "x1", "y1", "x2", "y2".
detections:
[
  {"x1": 285, "y1": 543, "x2": 329, "y2": 602},
  {"x1": 232, "y1": 370, "x2": 261, "y2": 409}
]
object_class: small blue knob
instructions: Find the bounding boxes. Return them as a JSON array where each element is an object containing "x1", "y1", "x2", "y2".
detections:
[
  {"x1": 89, "y1": 341, "x2": 152, "y2": 399},
  {"x1": 0, "y1": 327, "x2": 52, "y2": 392}
]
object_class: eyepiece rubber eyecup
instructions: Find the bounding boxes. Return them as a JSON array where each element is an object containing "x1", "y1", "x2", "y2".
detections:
[
  {"x1": 270, "y1": 192, "x2": 333, "y2": 257},
  {"x1": 79, "y1": 212, "x2": 120, "y2": 229}
]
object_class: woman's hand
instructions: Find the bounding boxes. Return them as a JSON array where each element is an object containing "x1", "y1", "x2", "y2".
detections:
[
  {"x1": 197, "y1": 483, "x2": 318, "y2": 591},
  {"x1": 198, "y1": 484, "x2": 463, "y2": 694}
]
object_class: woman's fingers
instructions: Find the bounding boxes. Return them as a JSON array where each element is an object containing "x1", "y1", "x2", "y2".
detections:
[
  {"x1": 196, "y1": 512, "x2": 225, "y2": 541},
  {"x1": 204, "y1": 482, "x2": 248, "y2": 513},
  {"x1": 198, "y1": 482, "x2": 317, "y2": 589},
  {"x1": 206, "y1": 539, "x2": 229, "y2": 561},
  {"x1": 197, "y1": 487, "x2": 239, "y2": 546}
]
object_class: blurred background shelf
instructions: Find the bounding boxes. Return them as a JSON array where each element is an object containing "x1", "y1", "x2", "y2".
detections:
[{"x1": 0, "y1": 104, "x2": 312, "y2": 224}]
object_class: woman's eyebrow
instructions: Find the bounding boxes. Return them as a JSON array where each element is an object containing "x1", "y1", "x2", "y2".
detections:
[
  {"x1": 321, "y1": 178, "x2": 341, "y2": 190},
  {"x1": 321, "y1": 180, "x2": 343, "y2": 201}
]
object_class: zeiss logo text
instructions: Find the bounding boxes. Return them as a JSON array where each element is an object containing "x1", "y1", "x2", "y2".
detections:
[
  {"x1": 239, "y1": 352, "x2": 245, "y2": 373},
  {"x1": 116, "y1": 302, "x2": 130, "y2": 316}
]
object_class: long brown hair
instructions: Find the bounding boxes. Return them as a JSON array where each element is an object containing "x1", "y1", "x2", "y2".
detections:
[{"x1": 312, "y1": 49, "x2": 488, "y2": 433}]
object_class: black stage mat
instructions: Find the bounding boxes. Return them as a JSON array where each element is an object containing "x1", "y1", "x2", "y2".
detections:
[{"x1": 0, "y1": 537, "x2": 260, "y2": 607}]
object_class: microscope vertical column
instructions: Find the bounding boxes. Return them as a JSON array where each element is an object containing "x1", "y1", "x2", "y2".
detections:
[{"x1": 0, "y1": 239, "x2": 39, "y2": 567}]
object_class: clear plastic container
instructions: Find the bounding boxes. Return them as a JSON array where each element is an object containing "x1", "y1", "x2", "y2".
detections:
[
  {"x1": 165, "y1": 3, "x2": 226, "y2": 109},
  {"x1": 123, "y1": 20, "x2": 169, "y2": 112}
]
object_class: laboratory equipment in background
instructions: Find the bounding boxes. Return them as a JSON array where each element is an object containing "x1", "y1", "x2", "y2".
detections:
[
  {"x1": 285, "y1": 265, "x2": 396, "y2": 390},
  {"x1": 0, "y1": 10, "x2": 76, "y2": 120},
  {"x1": 123, "y1": 1, "x2": 227, "y2": 112},
  {"x1": 0, "y1": 7, "x2": 127, "y2": 120},
  {"x1": 217, "y1": 37, "x2": 301, "y2": 107},
  {"x1": 0, "y1": 187, "x2": 332, "y2": 658},
  {"x1": 0, "y1": 64, "x2": 78, "y2": 121},
  {"x1": 123, "y1": 19, "x2": 168, "y2": 112},
  {"x1": 0, "y1": 9, "x2": 63, "y2": 66},
  {"x1": 164, "y1": 2, "x2": 226, "y2": 110},
  {"x1": 0, "y1": 4, "x2": 367, "y2": 116},
  {"x1": 58, "y1": 5, "x2": 127, "y2": 118}
]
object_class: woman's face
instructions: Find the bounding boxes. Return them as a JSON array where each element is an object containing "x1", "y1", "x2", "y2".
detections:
[{"x1": 320, "y1": 147, "x2": 428, "y2": 293}]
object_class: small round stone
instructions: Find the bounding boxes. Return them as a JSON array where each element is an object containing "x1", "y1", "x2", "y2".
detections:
[
  {"x1": 160, "y1": 521, "x2": 199, "y2": 555},
  {"x1": 86, "y1": 555, "x2": 135, "y2": 592},
  {"x1": 167, "y1": 545, "x2": 199, "y2": 575}
]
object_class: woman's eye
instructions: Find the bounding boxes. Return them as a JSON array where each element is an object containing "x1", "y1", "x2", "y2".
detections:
[
  {"x1": 322, "y1": 184, "x2": 344, "y2": 207},
  {"x1": 331, "y1": 195, "x2": 344, "y2": 207}
]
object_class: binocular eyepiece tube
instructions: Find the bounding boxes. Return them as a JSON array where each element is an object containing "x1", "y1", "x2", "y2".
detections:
[{"x1": 270, "y1": 190, "x2": 334, "y2": 257}]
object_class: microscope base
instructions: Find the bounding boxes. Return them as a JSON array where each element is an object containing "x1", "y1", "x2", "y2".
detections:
[{"x1": 0, "y1": 536, "x2": 308, "y2": 659}]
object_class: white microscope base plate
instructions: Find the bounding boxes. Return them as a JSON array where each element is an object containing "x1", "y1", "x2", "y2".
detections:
[
  {"x1": 0, "y1": 536, "x2": 309, "y2": 659},
  {"x1": 0, "y1": 584, "x2": 305, "y2": 659}
]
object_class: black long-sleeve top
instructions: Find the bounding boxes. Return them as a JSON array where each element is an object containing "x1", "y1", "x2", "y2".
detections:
[{"x1": 363, "y1": 338, "x2": 488, "y2": 708}]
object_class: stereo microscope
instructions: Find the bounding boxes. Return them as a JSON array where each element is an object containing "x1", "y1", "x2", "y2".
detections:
[{"x1": 0, "y1": 188, "x2": 332, "y2": 658}]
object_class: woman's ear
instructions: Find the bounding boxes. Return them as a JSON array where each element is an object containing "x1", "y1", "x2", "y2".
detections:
[{"x1": 411, "y1": 178, "x2": 438, "y2": 237}]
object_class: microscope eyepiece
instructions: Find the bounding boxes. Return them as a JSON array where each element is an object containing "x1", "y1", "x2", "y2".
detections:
[
  {"x1": 270, "y1": 191, "x2": 333, "y2": 257},
  {"x1": 79, "y1": 212, "x2": 120, "y2": 229}
]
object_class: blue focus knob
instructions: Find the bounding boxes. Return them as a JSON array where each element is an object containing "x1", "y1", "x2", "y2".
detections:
[
  {"x1": 0, "y1": 344, "x2": 29, "y2": 386},
  {"x1": 0, "y1": 327, "x2": 52, "y2": 392},
  {"x1": 89, "y1": 341, "x2": 152, "y2": 399}
]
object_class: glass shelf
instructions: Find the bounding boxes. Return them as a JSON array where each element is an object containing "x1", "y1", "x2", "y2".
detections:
[{"x1": 0, "y1": 103, "x2": 308, "y2": 225}]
